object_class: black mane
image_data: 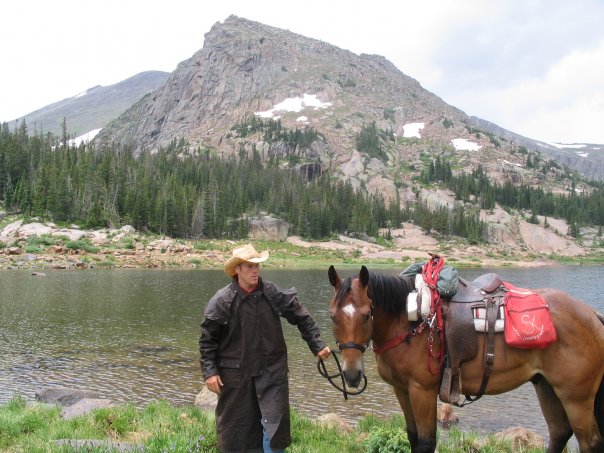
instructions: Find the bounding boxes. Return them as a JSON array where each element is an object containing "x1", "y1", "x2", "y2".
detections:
[{"x1": 336, "y1": 271, "x2": 414, "y2": 316}]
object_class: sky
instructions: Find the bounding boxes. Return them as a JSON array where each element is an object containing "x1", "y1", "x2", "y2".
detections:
[{"x1": 2, "y1": 0, "x2": 604, "y2": 144}]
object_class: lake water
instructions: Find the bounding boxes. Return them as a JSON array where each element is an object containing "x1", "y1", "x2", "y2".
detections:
[{"x1": 0, "y1": 265, "x2": 602, "y2": 442}]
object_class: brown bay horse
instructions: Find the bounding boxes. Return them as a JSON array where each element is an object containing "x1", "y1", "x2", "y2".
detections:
[{"x1": 327, "y1": 265, "x2": 604, "y2": 453}]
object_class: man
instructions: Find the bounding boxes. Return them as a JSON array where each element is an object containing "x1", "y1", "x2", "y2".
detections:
[{"x1": 199, "y1": 244, "x2": 331, "y2": 453}]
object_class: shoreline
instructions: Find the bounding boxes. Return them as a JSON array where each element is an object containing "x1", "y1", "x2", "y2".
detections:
[
  {"x1": 1, "y1": 219, "x2": 602, "y2": 271},
  {"x1": 1, "y1": 240, "x2": 601, "y2": 272}
]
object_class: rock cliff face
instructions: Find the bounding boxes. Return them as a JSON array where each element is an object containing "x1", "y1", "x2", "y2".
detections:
[{"x1": 97, "y1": 16, "x2": 467, "y2": 162}]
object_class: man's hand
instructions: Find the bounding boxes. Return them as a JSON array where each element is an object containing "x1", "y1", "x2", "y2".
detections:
[
  {"x1": 205, "y1": 375, "x2": 223, "y2": 394},
  {"x1": 316, "y1": 346, "x2": 331, "y2": 361}
]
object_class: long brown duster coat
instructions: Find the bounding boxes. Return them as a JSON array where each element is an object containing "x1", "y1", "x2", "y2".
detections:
[{"x1": 200, "y1": 277, "x2": 327, "y2": 452}]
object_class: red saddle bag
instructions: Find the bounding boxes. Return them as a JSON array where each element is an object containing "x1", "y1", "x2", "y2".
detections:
[{"x1": 503, "y1": 282, "x2": 557, "y2": 349}]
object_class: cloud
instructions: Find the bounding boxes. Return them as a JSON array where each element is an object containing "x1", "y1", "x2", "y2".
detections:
[{"x1": 456, "y1": 38, "x2": 604, "y2": 143}]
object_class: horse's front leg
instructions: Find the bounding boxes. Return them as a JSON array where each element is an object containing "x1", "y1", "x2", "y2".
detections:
[
  {"x1": 408, "y1": 382, "x2": 439, "y2": 453},
  {"x1": 393, "y1": 386, "x2": 419, "y2": 450}
]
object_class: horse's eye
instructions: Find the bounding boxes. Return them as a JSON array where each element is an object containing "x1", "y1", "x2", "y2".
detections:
[{"x1": 363, "y1": 313, "x2": 371, "y2": 322}]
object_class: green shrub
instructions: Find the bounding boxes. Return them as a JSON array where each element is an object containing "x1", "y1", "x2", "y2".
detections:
[
  {"x1": 64, "y1": 240, "x2": 100, "y2": 253},
  {"x1": 120, "y1": 237, "x2": 136, "y2": 250},
  {"x1": 27, "y1": 234, "x2": 57, "y2": 247},
  {"x1": 364, "y1": 426, "x2": 411, "y2": 452}
]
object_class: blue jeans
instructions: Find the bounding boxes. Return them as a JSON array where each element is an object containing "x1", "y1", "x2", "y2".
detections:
[{"x1": 262, "y1": 425, "x2": 284, "y2": 453}]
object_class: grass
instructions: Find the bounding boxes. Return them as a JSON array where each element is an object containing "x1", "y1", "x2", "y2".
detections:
[{"x1": 0, "y1": 395, "x2": 554, "y2": 453}]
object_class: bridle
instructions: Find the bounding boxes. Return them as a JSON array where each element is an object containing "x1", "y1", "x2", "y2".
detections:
[
  {"x1": 318, "y1": 302, "x2": 372, "y2": 399},
  {"x1": 335, "y1": 338, "x2": 370, "y2": 353},
  {"x1": 317, "y1": 352, "x2": 368, "y2": 400}
]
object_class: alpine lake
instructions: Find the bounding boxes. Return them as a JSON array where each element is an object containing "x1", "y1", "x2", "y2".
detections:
[{"x1": 1, "y1": 265, "x2": 602, "y2": 441}]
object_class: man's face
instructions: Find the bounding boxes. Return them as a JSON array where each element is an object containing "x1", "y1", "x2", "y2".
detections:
[{"x1": 235, "y1": 262, "x2": 260, "y2": 290}]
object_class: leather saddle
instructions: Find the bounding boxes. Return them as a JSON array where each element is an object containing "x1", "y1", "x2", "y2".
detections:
[{"x1": 439, "y1": 273, "x2": 506, "y2": 406}]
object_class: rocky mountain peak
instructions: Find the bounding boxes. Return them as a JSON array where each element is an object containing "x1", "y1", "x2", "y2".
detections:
[{"x1": 97, "y1": 16, "x2": 465, "y2": 159}]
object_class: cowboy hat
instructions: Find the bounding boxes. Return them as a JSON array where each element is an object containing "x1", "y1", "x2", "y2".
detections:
[{"x1": 224, "y1": 244, "x2": 269, "y2": 277}]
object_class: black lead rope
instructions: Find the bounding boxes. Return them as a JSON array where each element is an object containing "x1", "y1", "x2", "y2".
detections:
[{"x1": 317, "y1": 352, "x2": 368, "y2": 400}]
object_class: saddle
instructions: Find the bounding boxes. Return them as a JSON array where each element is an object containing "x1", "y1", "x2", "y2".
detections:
[{"x1": 439, "y1": 273, "x2": 506, "y2": 406}]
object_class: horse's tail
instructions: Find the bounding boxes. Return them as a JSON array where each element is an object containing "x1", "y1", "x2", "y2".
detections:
[{"x1": 596, "y1": 310, "x2": 604, "y2": 437}]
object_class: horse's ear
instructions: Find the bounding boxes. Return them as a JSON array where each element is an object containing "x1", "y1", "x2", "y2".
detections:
[
  {"x1": 328, "y1": 265, "x2": 341, "y2": 289},
  {"x1": 359, "y1": 266, "x2": 369, "y2": 288}
]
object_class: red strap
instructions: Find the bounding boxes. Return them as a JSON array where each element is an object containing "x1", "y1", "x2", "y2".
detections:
[
  {"x1": 421, "y1": 255, "x2": 446, "y2": 374},
  {"x1": 421, "y1": 255, "x2": 444, "y2": 289},
  {"x1": 372, "y1": 332, "x2": 409, "y2": 355}
]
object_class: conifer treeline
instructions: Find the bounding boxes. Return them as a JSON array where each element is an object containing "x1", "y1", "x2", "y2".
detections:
[
  {"x1": 0, "y1": 122, "x2": 488, "y2": 241},
  {"x1": 8, "y1": 121, "x2": 602, "y2": 242},
  {"x1": 0, "y1": 123, "x2": 383, "y2": 239}
]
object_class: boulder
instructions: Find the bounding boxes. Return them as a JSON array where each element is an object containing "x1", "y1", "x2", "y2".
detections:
[
  {"x1": 195, "y1": 386, "x2": 218, "y2": 410},
  {"x1": 0, "y1": 220, "x2": 23, "y2": 237},
  {"x1": 55, "y1": 439, "x2": 141, "y2": 452},
  {"x1": 249, "y1": 216, "x2": 289, "y2": 241},
  {"x1": 494, "y1": 427, "x2": 544, "y2": 450},
  {"x1": 35, "y1": 386, "x2": 100, "y2": 406},
  {"x1": 52, "y1": 228, "x2": 87, "y2": 241},
  {"x1": 121, "y1": 225, "x2": 136, "y2": 234},
  {"x1": 315, "y1": 413, "x2": 354, "y2": 433},
  {"x1": 61, "y1": 398, "x2": 113, "y2": 419},
  {"x1": 16, "y1": 222, "x2": 53, "y2": 237},
  {"x1": 437, "y1": 403, "x2": 458, "y2": 427}
]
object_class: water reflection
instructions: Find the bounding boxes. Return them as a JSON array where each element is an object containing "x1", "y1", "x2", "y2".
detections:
[{"x1": 0, "y1": 265, "x2": 601, "y2": 443}]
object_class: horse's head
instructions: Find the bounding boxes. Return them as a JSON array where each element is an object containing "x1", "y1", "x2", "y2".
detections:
[{"x1": 328, "y1": 265, "x2": 372, "y2": 388}]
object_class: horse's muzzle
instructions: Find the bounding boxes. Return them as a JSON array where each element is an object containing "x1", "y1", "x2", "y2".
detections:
[{"x1": 343, "y1": 368, "x2": 364, "y2": 388}]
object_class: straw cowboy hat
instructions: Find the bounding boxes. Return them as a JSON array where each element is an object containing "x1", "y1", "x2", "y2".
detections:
[{"x1": 224, "y1": 244, "x2": 269, "y2": 277}]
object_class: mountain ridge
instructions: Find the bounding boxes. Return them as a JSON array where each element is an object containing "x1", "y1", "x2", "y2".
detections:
[{"x1": 8, "y1": 70, "x2": 169, "y2": 137}]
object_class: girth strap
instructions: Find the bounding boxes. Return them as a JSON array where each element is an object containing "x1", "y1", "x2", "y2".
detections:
[{"x1": 463, "y1": 294, "x2": 500, "y2": 403}]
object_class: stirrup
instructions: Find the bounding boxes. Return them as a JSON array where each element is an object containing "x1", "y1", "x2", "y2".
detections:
[{"x1": 439, "y1": 368, "x2": 461, "y2": 404}]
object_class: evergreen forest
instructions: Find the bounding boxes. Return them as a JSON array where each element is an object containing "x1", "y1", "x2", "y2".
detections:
[{"x1": 1, "y1": 121, "x2": 602, "y2": 242}]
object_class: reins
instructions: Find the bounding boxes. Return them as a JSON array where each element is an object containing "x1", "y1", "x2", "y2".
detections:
[{"x1": 317, "y1": 352, "x2": 367, "y2": 400}]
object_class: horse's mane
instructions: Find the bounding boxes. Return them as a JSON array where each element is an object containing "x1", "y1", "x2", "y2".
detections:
[{"x1": 336, "y1": 271, "x2": 414, "y2": 316}]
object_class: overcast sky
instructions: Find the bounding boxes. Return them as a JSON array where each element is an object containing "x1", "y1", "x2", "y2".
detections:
[{"x1": 2, "y1": 0, "x2": 603, "y2": 144}]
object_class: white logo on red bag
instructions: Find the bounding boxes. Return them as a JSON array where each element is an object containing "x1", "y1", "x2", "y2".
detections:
[{"x1": 519, "y1": 314, "x2": 544, "y2": 336}]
